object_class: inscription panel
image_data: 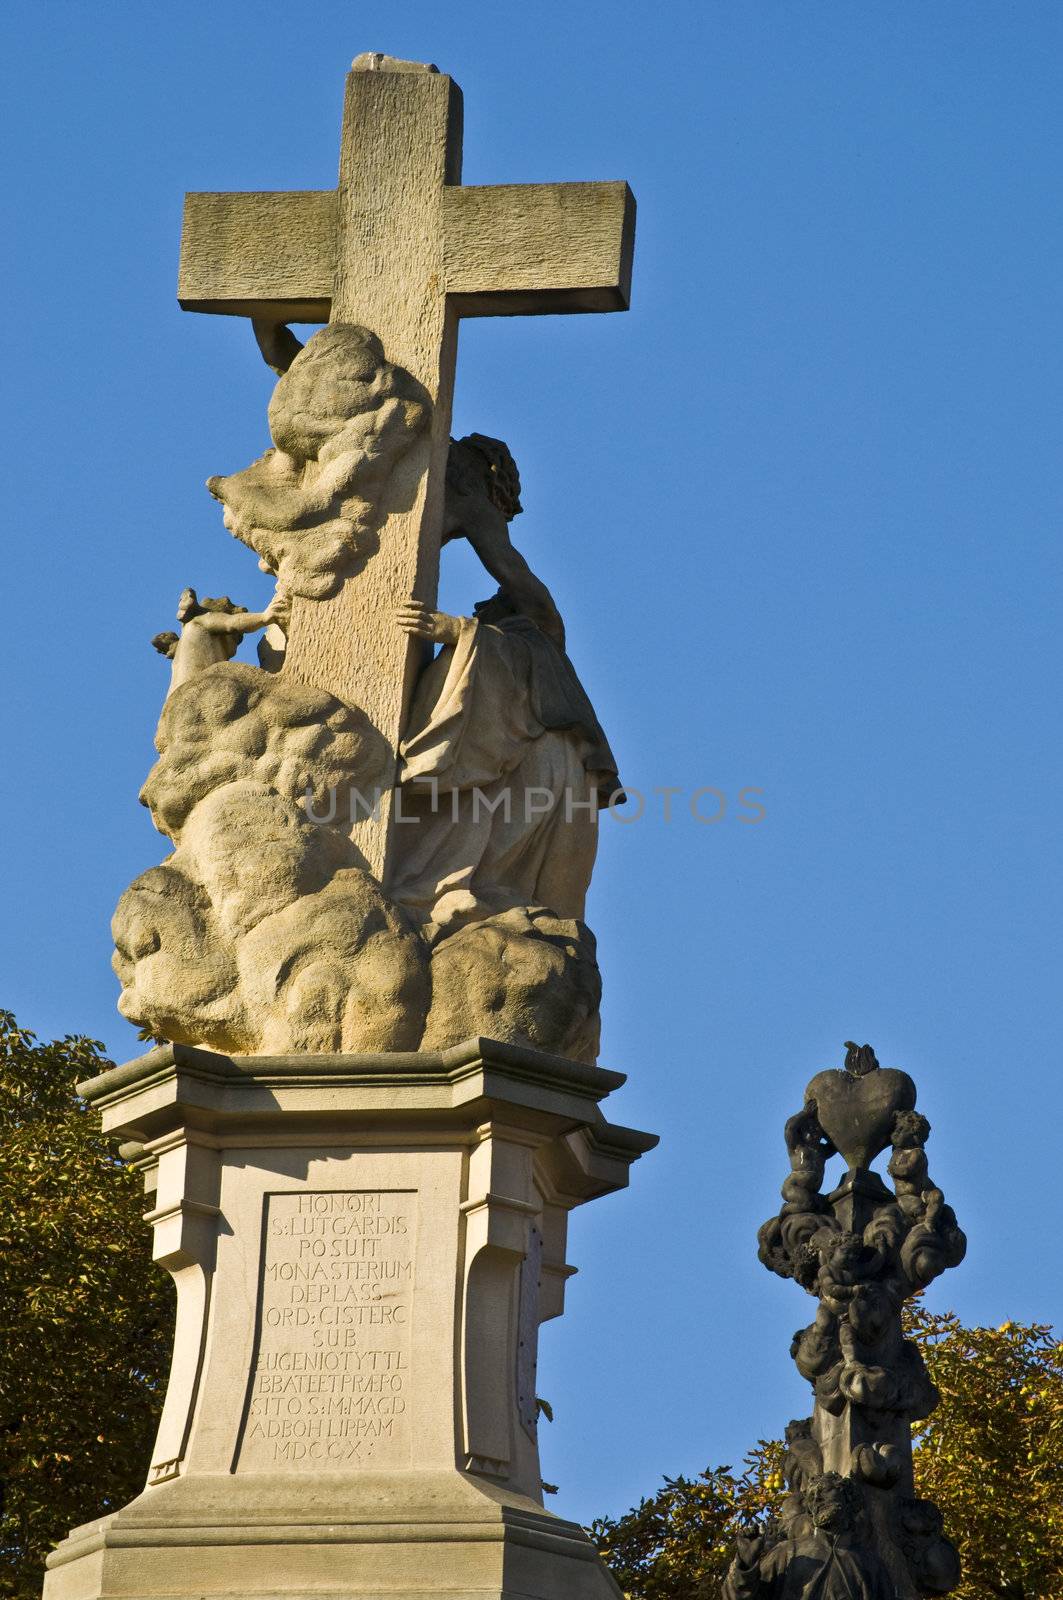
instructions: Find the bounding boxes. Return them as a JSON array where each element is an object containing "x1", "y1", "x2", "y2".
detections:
[{"x1": 237, "y1": 1190, "x2": 415, "y2": 1470}]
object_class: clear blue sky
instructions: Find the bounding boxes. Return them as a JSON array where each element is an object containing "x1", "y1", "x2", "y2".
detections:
[{"x1": 2, "y1": 0, "x2": 1061, "y2": 1531}]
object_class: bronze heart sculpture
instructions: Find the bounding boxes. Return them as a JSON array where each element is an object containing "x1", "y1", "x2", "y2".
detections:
[{"x1": 806, "y1": 1054, "x2": 916, "y2": 1171}]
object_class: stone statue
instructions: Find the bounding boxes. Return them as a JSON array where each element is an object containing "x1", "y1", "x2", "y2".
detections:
[
  {"x1": 723, "y1": 1473, "x2": 895, "y2": 1600},
  {"x1": 113, "y1": 327, "x2": 617, "y2": 1063},
  {"x1": 152, "y1": 587, "x2": 289, "y2": 695},
  {"x1": 728, "y1": 1044, "x2": 966, "y2": 1600}
]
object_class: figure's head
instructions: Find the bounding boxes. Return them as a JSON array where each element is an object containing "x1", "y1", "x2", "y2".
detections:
[
  {"x1": 176, "y1": 587, "x2": 202, "y2": 622},
  {"x1": 447, "y1": 434, "x2": 522, "y2": 520},
  {"x1": 807, "y1": 1473, "x2": 861, "y2": 1533},
  {"x1": 820, "y1": 1231, "x2": 869, "y2": 1281},
  {"x1": 152, "y1": 631, "x2": 180, "y2": 660},
  {"x1": 892, "y1": 1109, "x2": 931, "y2": 1149},
  {"x1": 198, "y1": 596, "x2": 248, "y2": 618},
  {"x1": 900, "y1": 1498, "x2": 944, "y2": 1539}
]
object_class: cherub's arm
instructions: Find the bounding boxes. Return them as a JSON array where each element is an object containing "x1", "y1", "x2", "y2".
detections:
[
  {"x1": 196, "y1": 593, "x2": 290, "y2": 636},
  {"x1": 448, "y1": 493, "x2": 565, "y2": 648}
]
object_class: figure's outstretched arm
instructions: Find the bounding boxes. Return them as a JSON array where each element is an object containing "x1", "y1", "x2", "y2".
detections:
[
  {"x1": 448, "y1": 493, "x2": 565, "y2": 649},
  {"x1": 198, "y1": 593, "x2": 290, "y2": 636},
  {"x1": 252, "y1": 319, "x2": 305, "y2": 377}
]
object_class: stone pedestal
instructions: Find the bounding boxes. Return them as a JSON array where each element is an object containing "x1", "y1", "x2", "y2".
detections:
[{"x1": 44, "y1": 1039, "x2": 655, "y2": 1600}]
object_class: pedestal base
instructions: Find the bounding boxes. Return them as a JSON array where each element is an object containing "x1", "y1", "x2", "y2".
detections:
[
  {"x1": 45, "y1": 1471, "x2": 621, "y2": 1600},
  {"x1": 43, "y1": 1039, "x2": 653, "y2": 1600}
]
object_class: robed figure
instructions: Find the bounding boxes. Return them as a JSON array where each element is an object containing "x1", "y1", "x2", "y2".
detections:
[{"x1": 390, "y1": 592, "x2": 620, "y2": 936}]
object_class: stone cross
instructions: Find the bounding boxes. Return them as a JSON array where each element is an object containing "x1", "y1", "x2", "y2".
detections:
[{"x1": 178, "y1": 53, "x2": 635, "y2": 878}]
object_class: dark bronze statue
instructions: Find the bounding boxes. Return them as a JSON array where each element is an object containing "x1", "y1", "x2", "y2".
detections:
[{"x1": 725, "y1": 1043, "x2": 966, "y2": 1600}]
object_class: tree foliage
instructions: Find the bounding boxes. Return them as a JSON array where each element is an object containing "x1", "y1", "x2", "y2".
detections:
[
  {"x1": 909, "y1": 1304, "x2": 1063, "y2": 1600},
  {"x1": 590, "y1": 1441, "x2": 785, "y2": 1600},
  {"x1": 0, "y1": 1012, "x2": 173, "y2": 1599},
  {"x1": 592, "y1": 1308, "x2": 1063, "y2": 1600}
]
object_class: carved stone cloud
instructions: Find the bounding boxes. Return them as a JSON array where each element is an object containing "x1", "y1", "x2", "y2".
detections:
[
  {"x1": 140, "y1": 661, "x2": 384, "y2": 838},
  {"x1": 208, "y1": 324, "x2": 430, "y2": 599},
  {"x1": 422, "y1": 909, "x2": 601, "y2": 1064},
  {"x1": 114, "y1": 664, "x2": 429, "y2": 1054}
]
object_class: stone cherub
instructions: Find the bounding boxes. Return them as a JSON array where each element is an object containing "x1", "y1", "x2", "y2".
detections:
[
  {"x1": 723, "y1": 1473, "x2": 894, "y2": 1600},
  {"x1": 152, "y1": 586, "x2": 289, "y2": 696}
]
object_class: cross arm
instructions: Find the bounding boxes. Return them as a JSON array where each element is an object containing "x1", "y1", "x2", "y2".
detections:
[
  {"x1": 178, "y1": 190, "x2": 337, "y2": 320},
  {"x1": 442, "y1": 181, "x2": 635, "y2": 315},
  {"x1": 179, "y1": 179, "x2": 635, "y2": 323}
]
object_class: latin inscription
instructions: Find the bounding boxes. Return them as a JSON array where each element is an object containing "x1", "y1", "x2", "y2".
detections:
[{"x1": 237, "y1": 1190, "x2": 415, "y2": 1470}]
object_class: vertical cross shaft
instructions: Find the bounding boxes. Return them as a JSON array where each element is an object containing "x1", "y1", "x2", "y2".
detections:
[{"x1": 282, "y1": 63, "x2": 462, "y2": 875}]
